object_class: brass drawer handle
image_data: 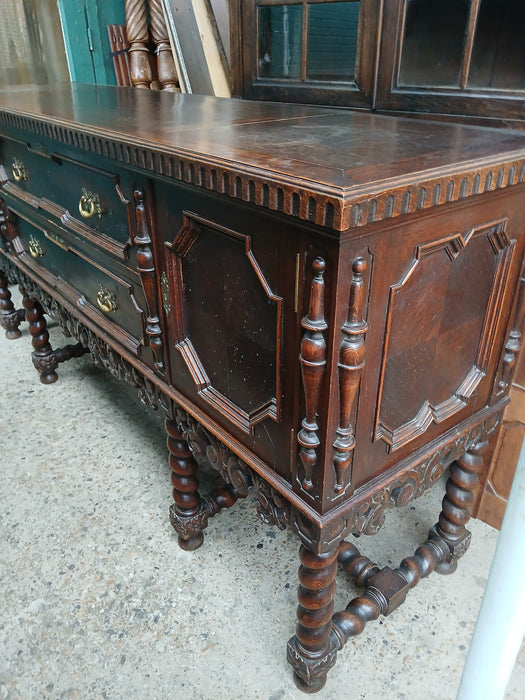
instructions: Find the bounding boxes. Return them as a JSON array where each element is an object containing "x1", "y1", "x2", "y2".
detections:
[
  {"x1": 96, "y1": 285, "x2": 117, "y2": 313},
  {"x1": 79, "y1": 188, "x2": 102, "y2": 218},
  {"x1": 12, "y1": 158, "x2": 29, "y2": 182},
  {"x1": 28, "y1": 235, "x2": 44, "y2": 258}
]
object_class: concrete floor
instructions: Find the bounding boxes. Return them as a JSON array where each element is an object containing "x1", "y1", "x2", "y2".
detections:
[{"x1": 1, "y1": 287, "x2": 524, "y2": 700}]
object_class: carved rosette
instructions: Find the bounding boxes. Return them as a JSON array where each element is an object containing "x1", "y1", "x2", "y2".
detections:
[
  {"x1": 133, "y1": 189, "x2": 165, "y2": 374},
  {"x1": 297, "y1": 257, "x2": 328, "y2": 492},
  {"x1": 497, "y1": 261, "x2": 525, "y2": 395},
  {"x1": 252, "y1": 480, "x2": 289, "y2": 530},
  {"x1": 332, "y1": 257, "x2": 368, "y2": 494}
]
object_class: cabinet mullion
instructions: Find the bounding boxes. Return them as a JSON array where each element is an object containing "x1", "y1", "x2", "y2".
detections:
[
  {"x1": 301, "y1": 2, "x2": 308, "y2": 82},
  {"x1": 460, "y1": 0, "x2": 481, "y2": 89}
]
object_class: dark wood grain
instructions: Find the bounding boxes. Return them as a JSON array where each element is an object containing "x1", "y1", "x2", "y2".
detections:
[
  {"x1": 1, "y1": 84, "x2": 525, "y2": 692},
  {"x1": 1, "y1": 84, "x2": 525, "y2": 231}
]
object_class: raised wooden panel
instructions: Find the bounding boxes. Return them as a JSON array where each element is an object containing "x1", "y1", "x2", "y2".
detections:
[
  {"x1": 166, "y1": 212, "x2": 283, "y2": 434},
  {"x1": 376, "y1": 219, "x2": 514, "y2": 451}
]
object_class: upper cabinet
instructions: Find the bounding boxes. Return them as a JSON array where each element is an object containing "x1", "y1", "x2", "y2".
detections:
[
  {"x1": 232, "y1": 0, "x2": 525, "y2": 121},
  {"x1": 236, "y1": 0, "x2": 382, "y2": 108},
  {"x1": 375, "y1": 0, "x2": 525, "y2": 121}
]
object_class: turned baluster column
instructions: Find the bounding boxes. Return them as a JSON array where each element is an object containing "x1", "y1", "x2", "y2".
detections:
[
  {"x1": 166, "y1": 417, "x2": 207, "y2": 551},
  {"x1": 287, "y1": 545, "x2": 339, "y2": 692},
  {"x1": 297, "y1": 258, "x2": 327, "y2": 492},
  {"x1": 0, "y1": 269, "x2": 24, "y2": 339},
  {"x1": 125, "y1": 0, "x2": 152, "y2": 88},
  {"x1": 148, "y1": 0, "x2": 179, "y2": 91},
  {"x1": 133, "y1": 189, "x2": 165, "y2": 373},
  {"x1": 332, "y1": 257, "x2": 368, "y2": 493}
]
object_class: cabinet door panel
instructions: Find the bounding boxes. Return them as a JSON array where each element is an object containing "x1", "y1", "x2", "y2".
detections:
[{"x1": 352, "y1": 191, "x2": 525, "y2": 489}]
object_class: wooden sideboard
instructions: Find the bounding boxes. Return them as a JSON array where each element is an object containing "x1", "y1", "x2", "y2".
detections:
[{"x1": 1, "y1": 83, "x2": 525, "y2": 692}]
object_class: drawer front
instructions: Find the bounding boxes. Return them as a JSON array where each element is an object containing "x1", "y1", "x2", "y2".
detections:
[
  {"x1": 14, "y1": 213, "x2": 148, "y2": 355},
  {"x1": 0, "y1": 137, "x2": 135, "y2": 249}
]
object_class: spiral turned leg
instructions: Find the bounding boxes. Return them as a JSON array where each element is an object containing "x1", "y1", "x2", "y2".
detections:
[
  {"x1": 430, "y1": 439, "x2": 488, "y2": 574},
  {"x1": 287, "y1": 545, "x2": 339, "y2": 693},
  {"x1": 167, "y1": 418, "x2": 207, "y2": 551},
  {"x1": 21, "y1": 285, "x2": 58, "y2": 384},
  {"x1": 0, "y1": 270, "x2": 24, "y2": 339}
]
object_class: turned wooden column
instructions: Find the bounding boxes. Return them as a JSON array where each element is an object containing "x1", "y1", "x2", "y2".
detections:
[
  {"x1": 298, "y1": 257, "x2": 328, "y2": 492},
  {"x1": 0, "y1": 270, "x2": 24, "y2": 339},
  {"x1": 166, "y1": 417, "x2": 207, "y2": 550},
  {"x1": 431, "y1": 439, "x2": 489, "y2": 574},
  {"x1": 287, "y1": 545, "x2": 339, "y2": 693},
  {"x1": 148, "y1": 0, "x2": 179, "y2": 91},
  {"x1": 125, "y1": 0, "x2": 152, "y2": 88}
]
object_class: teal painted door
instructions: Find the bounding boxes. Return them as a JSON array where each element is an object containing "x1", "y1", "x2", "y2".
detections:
[{"x1": 57, "y1": 0, "x2": 125, "y2": 85}]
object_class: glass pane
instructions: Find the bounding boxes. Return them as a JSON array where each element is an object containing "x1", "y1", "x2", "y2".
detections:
[
  {"x1": 258, "y1": 5, "x2": 303, "y2": 80},
  {"x1": 0, "y1": 0, "x2": 69, "y2": 87},
  {"x1": 469, "y1": 0, "x2": 525, "y2": 91},
  {"x1": 306, "y1": 2, "x2": 360, "y2": 81},
  {"x1": 398, "y1": 0, "x2": 469, "y2": 88}
]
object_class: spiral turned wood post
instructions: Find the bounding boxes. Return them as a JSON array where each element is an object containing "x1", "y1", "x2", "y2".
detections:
[
  {"x1": 167, "y1": 417, "x2": 207, "y2": 550},
  {"x1": 287, "y1": 545, "x2": 339, "y2": 692},
  {"x1": 20, "y1": 285, "x2": 58, "y2": 384},
  {"x1": 148, "y1": 0, "x2": 179, "y2": 91},
  {"x1": 430, "y1": 439, "x2": 488, "y2": 574},
  {"x1": 125, "y1": 0, "x2": 152, "y2": 88},
  {"x1": 0, "y1": 269, "x2": 24, "y2": 339}
]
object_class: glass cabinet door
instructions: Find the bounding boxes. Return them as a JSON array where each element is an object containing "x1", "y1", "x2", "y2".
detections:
[
  {"x1": 376, "y1": 0, "x2": 525, "y2": 122},
  {"x1": 0, "y1": 0, "x2": 69, "y2": 87},
  {"x1": 240, "y1": 0, "x2": 381, "y2": 108}
]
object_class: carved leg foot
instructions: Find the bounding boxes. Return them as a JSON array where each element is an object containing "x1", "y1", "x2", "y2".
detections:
[
  {"x1": 287, "y1": 545, "x2": 339, "y2": 693},
  {"x1": 0, "y1": 270, "x2": 24, "y2": 339},
  {"x1": 21, "y1": 285, "x2": 58, "y2": 384},
  {"x1": 20, "y1": 286, "x2": 89, "y2": 383},
  {"x1": 166, "y1": 417, "x2": 206, "y2": 551},
  {"x1": 430, "y1": 439, "x2": 488, "y2": 574}
]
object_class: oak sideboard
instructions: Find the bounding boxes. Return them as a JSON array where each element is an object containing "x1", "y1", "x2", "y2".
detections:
[{"x1": 1, "y1": 83, "x2": 525, "y2": 691}]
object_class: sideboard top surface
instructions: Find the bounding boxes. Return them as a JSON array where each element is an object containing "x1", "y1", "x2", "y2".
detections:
[{"x1": 2, "y1": 83, "x2": 525, "y2": 231}]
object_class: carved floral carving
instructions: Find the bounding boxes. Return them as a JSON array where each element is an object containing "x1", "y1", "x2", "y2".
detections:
[{"x1": 348, "y1": 418, "x2": 498, "y2": 537}]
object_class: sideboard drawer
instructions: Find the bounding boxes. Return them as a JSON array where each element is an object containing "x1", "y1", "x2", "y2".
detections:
[
  {"x1": 0, "y1": 137, "x2": 134, "y2": 248},
  {"x1": 14, "y1": 213, "x2": 147, "y2": 355}
]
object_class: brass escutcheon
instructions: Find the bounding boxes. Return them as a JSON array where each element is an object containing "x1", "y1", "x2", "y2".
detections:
[
  {"x1": 12, "y1": 158, "x2": 28, "y2": 182},
  {"x1": 79, "y1": 188, "x2": 102, "y2": 219},
  {"x1": 28, "y1": 235, "x2": 44, "y2": 258},
  {"x1": 96, "y1": 285, "x2": 117, "y2": 313}
]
